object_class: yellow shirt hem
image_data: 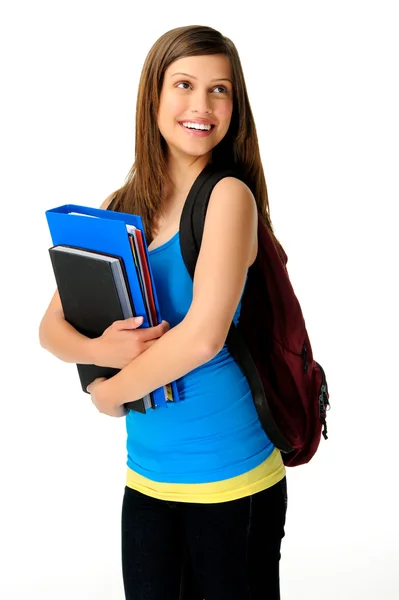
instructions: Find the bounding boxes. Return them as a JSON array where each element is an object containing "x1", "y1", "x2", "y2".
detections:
[{"x1": 126, "y1": 448, "x2": 286, "y2": 503}]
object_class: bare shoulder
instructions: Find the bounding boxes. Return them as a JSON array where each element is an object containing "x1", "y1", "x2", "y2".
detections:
[
  {"x1": 211, "y1": 176, "x2": 255, "y2": 200},
  {"x1": 99, "y1": 190, "x2": 119, "y2": 210},
  {"x1": 206, "y1": 176, "x2": 258, "y2": 263},
  {"x1": 208, "y1": 176, "x2": 257, "y2": 219},
  {"x1": 198, "y1": 176, "x2": 258, "y2": 267}
]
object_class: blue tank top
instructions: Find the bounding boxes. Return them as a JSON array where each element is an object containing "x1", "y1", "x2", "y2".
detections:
[{"x1": 125, "y1": 231, "x2": 275, "y2": 484}]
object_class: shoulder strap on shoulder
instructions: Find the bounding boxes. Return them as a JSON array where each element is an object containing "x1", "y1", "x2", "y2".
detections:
[
  {"x1": 179, "y1": 163, "x2": 238, "y2": 278},
  {"x1": 179, "y1": 163, "x2": 292, "y2": 453}
]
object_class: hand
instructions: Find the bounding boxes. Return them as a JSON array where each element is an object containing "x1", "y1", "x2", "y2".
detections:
[
  {"x1": 87, "y1": 377, "x2": 127, "y2": 417},
  {"x1": 91, "y1": 317, "x2": 170, "y2": 369}
]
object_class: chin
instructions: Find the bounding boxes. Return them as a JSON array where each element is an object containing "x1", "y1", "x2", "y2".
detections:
[{"x1": 168, "y1": 140, "x2": 217, "y2": 160}]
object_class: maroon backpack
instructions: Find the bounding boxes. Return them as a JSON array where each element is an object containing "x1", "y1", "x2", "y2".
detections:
[{"x1": 179, "y1": 163, "x2": 330, "y2": 467}]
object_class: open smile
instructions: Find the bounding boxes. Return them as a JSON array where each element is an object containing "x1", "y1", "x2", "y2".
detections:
[{"x1": 178, "y1": 121, "x2": 215, "y2": 137}]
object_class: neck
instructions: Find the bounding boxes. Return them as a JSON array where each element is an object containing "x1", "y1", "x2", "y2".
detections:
[{"x1": 165, "y1": 150, "x2": 212, "y2": 200}]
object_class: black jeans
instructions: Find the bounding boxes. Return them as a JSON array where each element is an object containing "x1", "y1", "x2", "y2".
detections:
[{"x1": 121, "y1": 477, "x2": 287, "y2": 600}]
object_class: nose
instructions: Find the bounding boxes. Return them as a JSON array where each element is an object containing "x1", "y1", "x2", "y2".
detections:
[{"x1": 190, "y1": 89, "x2": 212, "y2": 115}]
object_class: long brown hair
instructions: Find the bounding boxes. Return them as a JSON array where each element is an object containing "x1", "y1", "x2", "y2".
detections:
[{"x1": 113, "y1": 25, "x2": 280, "y2": 249}]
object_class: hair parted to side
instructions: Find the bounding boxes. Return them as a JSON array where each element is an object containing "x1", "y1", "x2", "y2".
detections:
[{"x1": 113, "y1": 24, "x2": 280, "y2": 250}]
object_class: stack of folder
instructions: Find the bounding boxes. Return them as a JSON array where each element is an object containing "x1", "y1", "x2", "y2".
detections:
[{"x1": 45, "y1": 203, "x2": 180, "y2": 413}]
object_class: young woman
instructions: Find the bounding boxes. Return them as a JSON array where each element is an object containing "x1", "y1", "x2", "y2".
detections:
[{"x1": 39, "y1": 25, "x2": 288, "y2": 600}]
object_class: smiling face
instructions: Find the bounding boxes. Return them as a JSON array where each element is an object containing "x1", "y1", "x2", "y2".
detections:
[{"x1": 157, "y1": 54, "x2": 234, "y2": 162}]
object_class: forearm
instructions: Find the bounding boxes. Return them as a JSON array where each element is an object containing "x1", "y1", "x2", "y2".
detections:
[
  {"x1": 39, "y1": 313, "x2": 96, "y2": 364},
  {"x1": 98, "y1": 318, "x2": 219, "y2": 406}
]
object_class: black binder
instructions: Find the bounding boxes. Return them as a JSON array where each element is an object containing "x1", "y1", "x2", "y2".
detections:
[{"x1": 49, "y1": 244, "x2": 153, "y2": 413}]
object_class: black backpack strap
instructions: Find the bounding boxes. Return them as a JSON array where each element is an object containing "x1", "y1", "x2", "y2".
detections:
[
  {"x1": 179, "y1": 163, "x2": 238, "y2": 273},
  {"x1": 179, "y1": 164, "x2": 292, "y2": 453}
]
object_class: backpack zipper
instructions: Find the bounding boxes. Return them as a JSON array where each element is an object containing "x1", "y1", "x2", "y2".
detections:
[{"x1": 316, "y1": 362, "x2": 330, "y2": 440}]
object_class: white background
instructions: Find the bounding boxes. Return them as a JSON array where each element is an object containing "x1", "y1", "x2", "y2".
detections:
[{"x1": 1, "y1": 1, "x2": 398, "y2": 598}]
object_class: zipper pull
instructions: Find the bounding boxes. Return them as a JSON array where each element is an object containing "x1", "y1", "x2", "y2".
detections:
[
  {"x1": 316, "y1": 362, "x2": 330, "y2": 440},
  {"x1": 320, "y1": 384, "x2": 330, "y2": 411},
  {"x1": 319, "y1": 388, "x2": 329, "y2": 440},
  {"x1": 321, "y1": 417, "x2": 328, "y2": 440}
]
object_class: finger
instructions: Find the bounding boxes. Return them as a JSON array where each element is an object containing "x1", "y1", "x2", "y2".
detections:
[
  {"x1": 140, "y1": 320, "x2": 170, "y2": 341},
  {"x1": 112, "y1": 316, "x2": 144, "y2": 330},
  {"x1": 87, "y1": 377, "x2": 107, "y2": 392}
]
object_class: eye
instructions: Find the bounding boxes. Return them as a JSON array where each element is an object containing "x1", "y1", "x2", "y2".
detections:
[
  {"x1": 212, "y1": 85, "x2": 228, "y2": 94},
  {"x1": 176, "y1": 81, "x2": 191, "y2": 90}
]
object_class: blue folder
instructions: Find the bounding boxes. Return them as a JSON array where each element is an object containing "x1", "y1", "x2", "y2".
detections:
[{"x1": 45, "y1": 203, "x2": 179, "y2": 409}]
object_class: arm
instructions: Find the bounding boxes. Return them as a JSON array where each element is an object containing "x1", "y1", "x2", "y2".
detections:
[{"x1": 89, "y1": 177, "x2": 258, "y2": 412}]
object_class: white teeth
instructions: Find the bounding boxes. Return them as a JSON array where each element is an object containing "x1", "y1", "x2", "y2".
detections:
[{"x1": 181, "y1": 122, "x2": 212, "y2": 131}]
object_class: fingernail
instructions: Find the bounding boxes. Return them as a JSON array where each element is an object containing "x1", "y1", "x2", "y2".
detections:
[{"x1": 135, "y1": 316, "x2": 144, "y2": 324}]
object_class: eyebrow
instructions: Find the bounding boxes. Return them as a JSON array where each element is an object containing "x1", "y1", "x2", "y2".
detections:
[{"x1": 170, "y1": 72, "x2": 232, "y2": 84}]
